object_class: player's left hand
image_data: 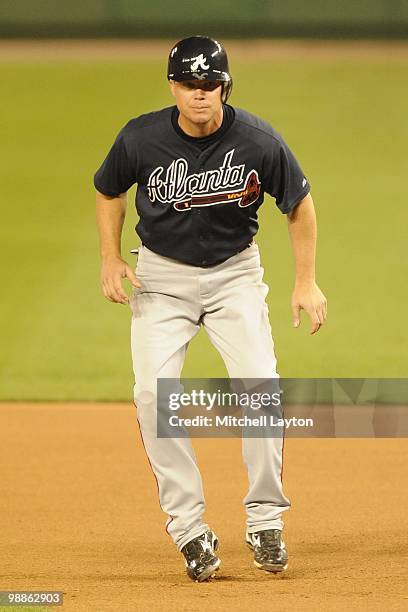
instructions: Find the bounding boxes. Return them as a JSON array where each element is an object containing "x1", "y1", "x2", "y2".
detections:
[{"x1": 291, "y1": 281, "x2": 327, "y2": 334}]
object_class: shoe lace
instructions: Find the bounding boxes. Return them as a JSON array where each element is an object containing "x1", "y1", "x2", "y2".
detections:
[
  {"x1": 183, "y1": 533, "x2": 213, "y2": 562},
  {"x1": 259, "y1": 530, "x2": 280, "y2": 550}
]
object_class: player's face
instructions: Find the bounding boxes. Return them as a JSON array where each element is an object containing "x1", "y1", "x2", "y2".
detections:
[{"x1": 170, "y1": 80, "x2": 223, "y2": 125}]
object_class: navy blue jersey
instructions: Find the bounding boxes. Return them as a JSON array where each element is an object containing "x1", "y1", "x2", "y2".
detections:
[{"x1": 94, "y1": 105, "x2": 310, "y2": 267}]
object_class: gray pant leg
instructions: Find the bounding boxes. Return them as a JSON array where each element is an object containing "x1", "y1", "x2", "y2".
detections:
[
  {"x1": 202, "y1": 245, "x2": 290, "y2": 532},
  {"x1": 130, "y1": 253, "x2": 209, "y2": 551}
]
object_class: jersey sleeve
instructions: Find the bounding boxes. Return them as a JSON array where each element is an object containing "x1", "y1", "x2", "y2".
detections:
[
  {"x1": 94, "y1": 128, "x2": 137, "y2": 196},
  {"x1": 264, "y1": 135, "x2": 310, "y2": 214}
]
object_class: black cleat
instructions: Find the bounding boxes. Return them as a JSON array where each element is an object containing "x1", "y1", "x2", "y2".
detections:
[
  {"x1": 246, "y1": 529, "x2": 289, "y2": 573},
  {"x1": 181, "y1": 530, "x2": 221, "y2": 582}
]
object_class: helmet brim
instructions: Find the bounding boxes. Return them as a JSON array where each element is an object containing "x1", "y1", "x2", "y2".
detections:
[{"x1": 168, "y1": 69, "x2": 231, "y2": 82}]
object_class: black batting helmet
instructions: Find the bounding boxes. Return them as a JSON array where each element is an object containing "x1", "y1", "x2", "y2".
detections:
[{"x1": 167, "y1": 35, "x2": 233, "y2": 103}]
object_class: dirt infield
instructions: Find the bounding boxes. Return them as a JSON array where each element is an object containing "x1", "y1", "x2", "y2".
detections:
[
  {"x1": 1, "y1": 39, "x2": 408, "y2": 61},
  {"x1": 0, "y1": 403, "x2": 407, "y2": 611}
]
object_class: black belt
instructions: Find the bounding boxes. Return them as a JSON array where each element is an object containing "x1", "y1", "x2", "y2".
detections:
[{"x1": 237, "y1": 239, "x2": 255, "y2": 254}]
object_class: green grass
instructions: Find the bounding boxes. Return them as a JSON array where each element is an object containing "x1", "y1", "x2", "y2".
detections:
[{"x1": 0, "y1": 54, "x2": 407, "y2": 400}]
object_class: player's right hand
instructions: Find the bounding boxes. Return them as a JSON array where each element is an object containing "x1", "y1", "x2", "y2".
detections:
[{"x1": 100, "y1": 256, "x2": 141, "y2": 305}]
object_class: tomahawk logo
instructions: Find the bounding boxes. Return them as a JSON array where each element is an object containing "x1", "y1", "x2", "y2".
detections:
[
  {"x1": 147, "y1": 149, "x2": 261, "y2": 212},
  {"x1": 190, "y1": 54, "x2": 210, "y2": 72}
]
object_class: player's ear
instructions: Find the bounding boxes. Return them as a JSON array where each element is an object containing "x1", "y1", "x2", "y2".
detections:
[{"x1": 169, "y1": 80, "x2": 176, "y2": 98}]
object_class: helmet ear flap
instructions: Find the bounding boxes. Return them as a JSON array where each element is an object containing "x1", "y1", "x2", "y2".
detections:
[{"x1": 222, "y1": 80, "x2": 233, "y2": 103}]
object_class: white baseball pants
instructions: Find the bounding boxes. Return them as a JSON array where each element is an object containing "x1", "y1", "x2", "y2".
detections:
[{"x1": 130, "y1": 242, "x2": 290, "y2": 551}]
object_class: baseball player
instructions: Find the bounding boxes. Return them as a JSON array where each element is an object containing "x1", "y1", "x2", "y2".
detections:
[{"x1": 94, "y1": 36, "x2": 327, "y2": 582}]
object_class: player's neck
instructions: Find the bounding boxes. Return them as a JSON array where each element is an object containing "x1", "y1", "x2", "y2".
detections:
[{"x1": 178, "y1": 108, "x2": 223, "y2": 138}]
